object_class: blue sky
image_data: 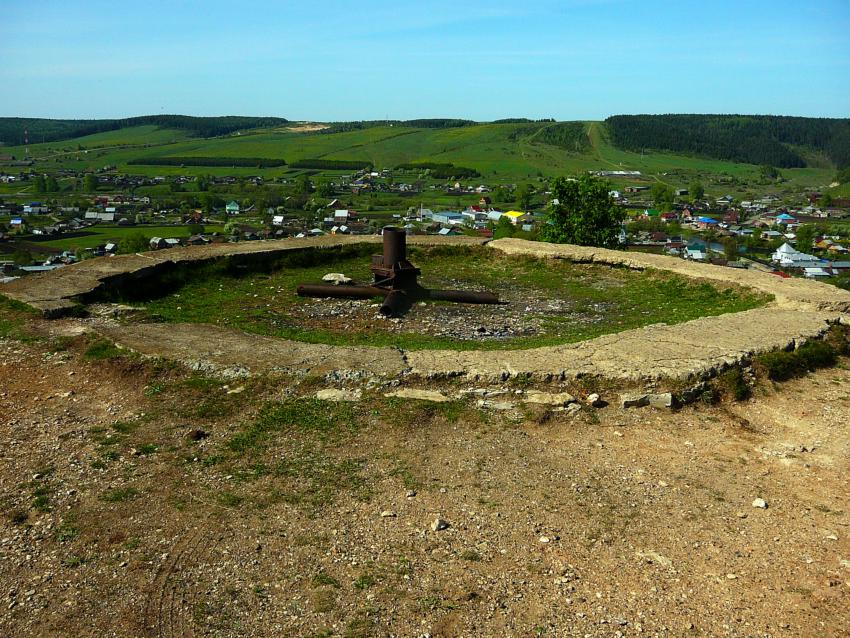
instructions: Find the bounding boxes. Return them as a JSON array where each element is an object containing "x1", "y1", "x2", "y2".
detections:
[{"x1": 1, "y1": 0, "x2": 848, "y2": 120}]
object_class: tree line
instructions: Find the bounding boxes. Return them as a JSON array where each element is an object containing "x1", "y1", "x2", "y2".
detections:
[
  {"x1": 605, "y1": 115, "x2": 850, "y2": 168},
  {"x1": 395, "y1": 162, "x2": 480, "y2": 179},
  {"x1": 0, "y1": 115, "x2": 289, "y2": 146},
  {"x1": 289, "y1": 159, "x2": 372, "y2": 170},
  {"x1": 128, "y1": 156, "x2": 287, "y2": 168}
]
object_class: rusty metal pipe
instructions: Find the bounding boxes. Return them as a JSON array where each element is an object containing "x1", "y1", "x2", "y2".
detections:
[
  {"x1": 382, "y1": 226, "x2": 406, "y2": 267},
  {"x1": 425, "y1": 289, "x2": 502, "y2": 304},
  {"x1": 296, "y1": 284, "x2": 388, "y2": 299},
  {"x1": 379, "y1": 289, "x2": 408, "y2": 317}
]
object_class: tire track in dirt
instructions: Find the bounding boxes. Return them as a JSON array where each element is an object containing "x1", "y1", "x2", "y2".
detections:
[{"x1": 143, "y1": 522, "x2": 211, "y2": 638}]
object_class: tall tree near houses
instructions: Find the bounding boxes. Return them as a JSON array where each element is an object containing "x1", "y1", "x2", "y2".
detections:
[{"x1": 544, "y1": 174, "x2": 625, "y2": 249}]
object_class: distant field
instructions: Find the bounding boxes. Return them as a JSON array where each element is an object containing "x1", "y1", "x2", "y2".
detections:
[{"x1": 0, "y1": 120, "x2": 839, "y2": 195}]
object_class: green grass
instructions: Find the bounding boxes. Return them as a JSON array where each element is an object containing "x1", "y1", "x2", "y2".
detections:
[
  {"x1": 130, "y1": 245, "x2": 770, "y2": 351},
  {"x1": 0, "y1": 294, "x2": 39, "y2": 342},
  {"x1": 83, "y1": 338, "x2": 123, "y2": 360}
]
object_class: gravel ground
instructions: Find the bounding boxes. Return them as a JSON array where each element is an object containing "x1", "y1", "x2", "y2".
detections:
[{"x1": 1, "y1": 336, "x2": 849, "y2": 638}]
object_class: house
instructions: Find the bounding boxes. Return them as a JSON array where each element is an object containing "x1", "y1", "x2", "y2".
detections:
[
  {"x1": 643, "y1": 208, "x2": 661, "y2": 218},
  {"x1": 803, "y1": 267, "x2": 832, "y2": 278},
  {"x1": 775, "y1": 213, "x2": 796, "y2": 225},
  {"x1": 660, "y1": 212, "x2": 678, "y2": 223},
  {"x1": 694, "y1": 216, "x2": 719, "y2": 229},
  {"x1": 104, "y1": 243, "x2": 118, "y2": 254},
  {"x1": 684, "y1": 248, "x2": 707, "y2": 261},
  {"x1": 675, "y1": 188, "x2": 689, "y2": 197},
  {"x1": 432, "y1": 211, "x2": 465, "y2": 226},
  {"x1": 479, "y1": 196, "x2": 492, "y2": 209},
  {"x1": 437, "y1": 227, "x2": 463, "y2": 236},
  {"x1": 772, "y1": 242, "x2": 821, "y2": 268},
  {"x1": 186, "y1": 235, "x2": 210, "y2": 246},
  {"x1": 149, "y1": 237, "x2": 168, "y2": 250},
  {"x1": 272, "y1": 215, "x2": 285, "y2": 226},
  {"x1": 334, "y1": 209, "x2": 357, "y2": 223},
  {"x1": 225, "y1": 201, "x2": 240, "y2": 215},
  {"x1": 503, "y1": 211, "x2": 531, "y2": 225}
]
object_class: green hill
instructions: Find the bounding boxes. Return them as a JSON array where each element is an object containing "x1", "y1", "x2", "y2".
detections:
[
  {"x1": 0, "y1": 115, "x2": 289, "y2": 147},
  {"x1": 606, "y1": 114, "x2": 850, "y2": 169},
  {"x1": 0, "y1": 116, "x2": 841, "y2": 196}
]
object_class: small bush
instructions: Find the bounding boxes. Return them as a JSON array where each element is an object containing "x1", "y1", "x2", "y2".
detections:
[
  {"x1": 717, "y1": 368, "x2": 751, "y2": 401},
  {"x1": 756, "y1": 339, "x2": 839, "y2": 381}
]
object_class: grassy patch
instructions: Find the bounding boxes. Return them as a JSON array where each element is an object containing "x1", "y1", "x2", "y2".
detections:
[
  {"x1": 219, "y1": 399, "x2": 370, "y2": 511},
  {"x1": 101, "y1": 487, "x2": 140, "y2": 503},
  {"x1": 126, "y1": 245, "x2": 770, "y2": 351},
  {"x1": 0, "y1": 294, "x2": 39, "y2": 343},
  {"x1": 83, "y1": 337, "x2": 124, "y2": 360},
  {"x1": 227, "y1": 398, "x2": 357, "y2": 454}
]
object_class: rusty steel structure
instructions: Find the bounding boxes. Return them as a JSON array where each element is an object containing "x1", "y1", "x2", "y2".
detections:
[{"x1": 296, "y1": 226, "x2": 502, "y2": 317}]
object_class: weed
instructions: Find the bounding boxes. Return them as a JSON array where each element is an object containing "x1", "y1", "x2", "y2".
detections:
[
  {"x1": 216, "y1": 491, "x2": 243, "y2": 508},
  {"x1": 312, "y1": 572, "x2": 341, "y2": 588},
  {"x1": 7, "y1": 508, "x2": 28, "y2": 525},
  {"x1": 83, "y1": 338, "x2": 123, "y2": 360},
  {"x1": 101, "y1": 487, "x2": 140, "y2": 503},
  {"x1": 138, "y1": 443, "x2": 158, "y2": 455},
  {"x1": 717, "y1": 368, "x2": 751, "y2": 401},
  {"x1": 353, "y1": 573, "x2": 377, "y2": 590},
  {"x1": 62, "y1": 554, "x2": 89, "y2": 568},
  {"x1": 461, "y1": 549, "x2": 482, "y2": 562},
  {"x1": 56, "y1": 522, "x2": 80, "y2": 542}
]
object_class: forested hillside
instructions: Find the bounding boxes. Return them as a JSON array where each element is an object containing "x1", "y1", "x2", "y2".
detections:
[
  {"x1": 606, "y1": 115, "x2": 850, "y2": 168},
  {"x1": 0, "y1": 115, "x2": 289, "y2": 146}
]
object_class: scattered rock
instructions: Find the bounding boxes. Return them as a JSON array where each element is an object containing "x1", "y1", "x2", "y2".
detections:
[
  {"x1": 406, "y1": 490, "x2": 417, "y2": 498},
  {"x1": 523, "y1": 391, "x2": 575, "y2": 406},
  {"x1": 322, "y1": 273, "x2": 353, "y2": 285},
  {"x1": 431, "y1": 518, "x2": 450, "y2": 532},
  {"x1": 752, "y1": 498, "x2": 768, "y2": 509},
  {"x1": 315, "y1": 388, "x2": 362, "y2": 402},
  {"x1": 476, "y1": 399, "x2": 515, "y2": 410},
  {"x1": 586, "y1": 393, "x2": 606, "y2": 408},
  {"x1": 620, "y1": 394, "x2": 650, "y2": 409},
  {"x1": 380, "y1": 510, "x2": 396, "y2": 518},
  {"x1": 385, "y1": 388, "x2": 450, "y2": 402},
  {"x1": 636, "y1": 550, "x2": 674, "y2": 570},
  {"x1": 187, "y1": 429, "x2": 209, "y2": 441},
  {"x1": 226, "y1": 385, "x2": 245, "y2": 395},
  {"x1": 647, "y1": 393, "x2": 675, "y2": 408}
]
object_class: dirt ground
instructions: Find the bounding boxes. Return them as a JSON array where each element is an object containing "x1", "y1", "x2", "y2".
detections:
[{"x1": 1, "y1": 332, "x2": 849, "y2": 638}]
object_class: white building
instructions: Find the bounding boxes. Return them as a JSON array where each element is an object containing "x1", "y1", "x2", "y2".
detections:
[{"x1": 772, "y1": 242, "x2": 821, "y2": 268}]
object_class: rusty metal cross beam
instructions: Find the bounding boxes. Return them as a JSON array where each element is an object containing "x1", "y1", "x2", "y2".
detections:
[{"x1": 296, "y1": 226, "x2": 502, "y2": 317}]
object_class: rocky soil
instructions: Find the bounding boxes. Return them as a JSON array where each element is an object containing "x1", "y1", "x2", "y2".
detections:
[
  {"x1": 291, "y1": 284, "x2": 611, "y2": 342},
  {"x1": 1, "y1": 333, "x2": 849, "y2": 637}
]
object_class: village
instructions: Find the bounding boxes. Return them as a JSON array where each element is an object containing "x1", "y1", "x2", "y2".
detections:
[{"x1": 2, "y1": 165, "x2": 850, "y2": 287}]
